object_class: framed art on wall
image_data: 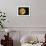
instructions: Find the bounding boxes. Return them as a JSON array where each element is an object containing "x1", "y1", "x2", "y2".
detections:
[{"x1": 17, "y1": 6, "x2": 31, "y2": 16}]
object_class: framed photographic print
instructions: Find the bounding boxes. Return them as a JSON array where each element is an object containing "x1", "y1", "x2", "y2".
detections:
[{"x1": 17, "y1": 6, "x2": 31, "y2": 16}]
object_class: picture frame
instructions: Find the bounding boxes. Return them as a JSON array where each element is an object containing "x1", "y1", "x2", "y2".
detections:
[{"x1": 17, "y1": 6, "x2": 31, "y2": 16}]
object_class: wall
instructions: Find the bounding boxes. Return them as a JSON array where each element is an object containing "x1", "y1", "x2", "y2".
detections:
[{"x1": 0, "y1": 0, "x2": 46, "y2": 27}]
